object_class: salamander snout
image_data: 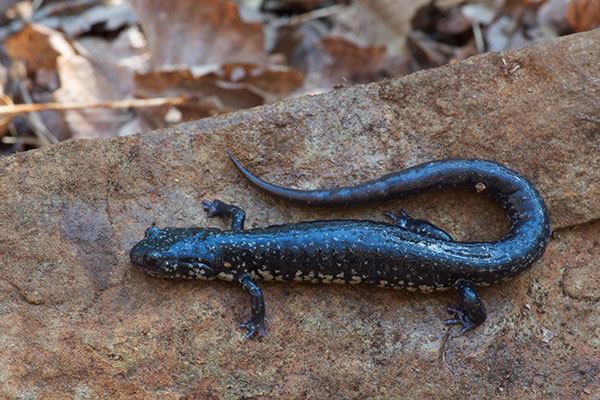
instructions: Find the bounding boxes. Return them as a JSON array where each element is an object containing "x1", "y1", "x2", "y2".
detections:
[
  {"x1": 130, "y1": 245, "x2": 182, "y2": 277},
  {"x1": 130, "y1": 225, "x2": 220, "y2": 279},
  {"x1": 129, "y1": 233, "x2": 171, "y2": 275},
  {"x1": 130, "y1": 239, "x2": 217, "y2": 280},
  {"x1": 130, "y1": 224, "x2": 176, "y2": 274},
  {"x1": 129, "y1": 242, "x2": 145, "y2": 268},
  {"x1": 129, "y1": 242, "x2": 160, "y2": 271}
]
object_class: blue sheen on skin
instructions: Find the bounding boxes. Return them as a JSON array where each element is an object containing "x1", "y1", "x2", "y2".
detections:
[{"x1": 130, "y1": 155, "x2": 550, "y2": 338}]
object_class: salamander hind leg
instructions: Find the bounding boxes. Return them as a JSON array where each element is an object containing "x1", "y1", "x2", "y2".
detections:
[
  {"x1": 445, "y1": 279, "x2": 487, "y2": 334},
  {"x1": 202, "y1": 200, "x2": 246, "y2": 230},
  {"x1": 239, "y1": 274, "x2": 266, "y2": 339},
  {"x1": 384, "y1": 210, "x2": 453, "y2": 241}
]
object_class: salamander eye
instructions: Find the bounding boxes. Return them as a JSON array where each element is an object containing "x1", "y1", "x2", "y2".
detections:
[{"x1": 144, "y1": 251, "x2": 161, "y2": 267}]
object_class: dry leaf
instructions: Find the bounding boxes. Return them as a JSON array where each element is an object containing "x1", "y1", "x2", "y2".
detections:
[
  {"x1": 53, "y1": 54, "x2": 132, "y2": 139},
  {"x1": 217, "y1": 64, "x2": 303, "y2": 97},
  {"x1": 6, "y1": 0, "x2": 33, "y2": 20},
  {"x1": 304, "y1": 37, "x2": 387, "y2": 90},
  {"x1": 407, "y1": 31, "x2": 456, "y2": 68},
  {"x1": 118, "y1": 106, "x2": 172, "y2": 136},
  {"x1": 4, "y1": 23, "x2": 76, "y2": 73},
  {"x1": 435, "y1": 8, "x2": 473, "y2": 35},
  {"x1": 537, "y1": 0, "x2": 571, "y2": 33},
  {"x1": 128, "y1": 0, "x2": 267, "y2": 69},
  {"x1": 134, "y1": 64, "x2": 303, "y2": 119},
  {"x1": 485, "y1": 15, "x2": 518, "y2": 52},
  {"x1": 75, "y1": 26, "x2": 150, "y2": 84},
  {"x1": 461, "y1": 3, "x2": 498, "y2": 25},
  {"x1": 134, "y1": 68, "x2": 263, "y2": 112},
  {"x1": 49, "y1": 26, "x2": 156, "y2": 138},
  {"x1": 566, "y1": 0, "x2": 600, "y2": 32},
  {"x1": 331, "y1": 0, "x2": 431, "y2": 57},
  {"x1": 126, "y1": 0, "x2": 305, "y2": 123},
  {"x1": 57, "y1": 2, "x2": 138, "y2": 37}
]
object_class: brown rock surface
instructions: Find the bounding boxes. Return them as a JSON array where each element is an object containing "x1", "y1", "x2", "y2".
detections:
[{"x1": 1, "y1": 29, "x2": 600, "y2": 399}]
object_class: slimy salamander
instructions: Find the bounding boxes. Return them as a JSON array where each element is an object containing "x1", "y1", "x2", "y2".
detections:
[{"x1": 130, "y1": 152, "x2": 550, "y2": 337}]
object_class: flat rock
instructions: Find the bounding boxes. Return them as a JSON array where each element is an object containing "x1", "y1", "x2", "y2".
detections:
[{"x1": 1, "y1": 29, "x2": 599, "y2": 399}]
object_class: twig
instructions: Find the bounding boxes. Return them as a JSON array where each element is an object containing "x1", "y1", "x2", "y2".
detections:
[
  {"x1": 1, "y1": 136, "x2": 43, "y2": 146},
  {"x1": 283, "y1": 4, "x2": 348, "y2": 26},
  {"x1": 18, "y1": 81, "x2": 58, "y2": 145},
  {"x1": 0, "y1": 96, "x2": 190, "y2": 116},
  {"x1": 472, "y1": 22, "x2": 485, "y2": 53}
]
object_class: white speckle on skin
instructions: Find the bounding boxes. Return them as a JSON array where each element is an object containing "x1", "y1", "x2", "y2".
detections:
[
  {"x1": 217, "y1": 272, "x2": 234, "y2": 281},
  {"x1": 406, "y1": 287, "x2": 417, "y2": 292},
  {"x1": 350, "y1": 276, "x2": 362, "y2": 284},
  {"x1": 336, "y1": 272, "x2": 344, "y2": 278},
  {"x1": 418, "y1": 285, "x2": 434, "y2": 293},
  {"x1": 333, "y1": 279, "x2": 345, "y2": 284},
  {"x1": 257, "y1": 270, "x2": 274, "y2": 280},
  {"x1": 378, "y1": 280, "x2": 389, "y2": 287},
  {"x1": 318, "y1": 272, "x2": 333, "y2": 283}
]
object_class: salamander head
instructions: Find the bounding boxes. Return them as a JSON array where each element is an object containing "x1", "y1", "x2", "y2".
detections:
[{"x1": 130, "y1": 224, "x2": 220, "y2": 280}]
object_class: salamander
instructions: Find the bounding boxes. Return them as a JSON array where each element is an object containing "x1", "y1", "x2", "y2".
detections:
[{"x1": 130, "y1": 151, "x2": 551, "y2": 338}]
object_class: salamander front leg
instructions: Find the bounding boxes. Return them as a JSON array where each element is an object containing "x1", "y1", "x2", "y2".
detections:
[
  {"x1": 202, "y1": 199, "x2": 246, "y2": 230},
  {"x1": 445, "y1": 279, "x2": 487, "y2": 334},
  {"x1": 239, "y1": 274, "x2": 266, "y2": 339}
]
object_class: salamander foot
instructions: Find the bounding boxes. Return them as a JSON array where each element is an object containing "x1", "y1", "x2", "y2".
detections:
[
  {"x1": 202, "y1": 199, "x2": 246, "y2": 230},
  {"x1": 241, "y1": 319, "x2": 266, "y2": 339},
  {"x1": 445, "y1": 307, "x2": 478, "y2": 334},
  {"x1": 239, "y1": 274, "x2": 266, "y2": 339},
  {"x1": 201, "y1": 200, "x2": 221, "y2": 217},
  {"x1": 445, "y1": 279, "x2": 487, "y2": 334}
]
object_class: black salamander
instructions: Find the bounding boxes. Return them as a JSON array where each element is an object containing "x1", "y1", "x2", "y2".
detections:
[{"x1": 130, "y1": 152, "x2": 551, "y2": 338}]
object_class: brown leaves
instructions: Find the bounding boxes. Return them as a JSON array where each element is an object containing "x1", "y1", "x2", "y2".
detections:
[
  {"x1": 307, "y1": 38, "x2": 387, "y2": 88},
  {"x1": 331, "y1": 0, "x2": 430, "y2": 56},
  {"x1": 567, "y1": 0, "x2": 600, "y2": 32},
  {"x1": 53, "y1": 53, "x2": 133, "y2": 139},
  {"x1": 5, "y1": 23, "x2": 75, "y2": 72},
  {"x1": 126, "y1": 0, "x2": 305, "y2": 121},
  {"x1": 129, "y1": 0, "x2": 268, "y2": 68},
  {"x1": 0, "y1": 0, "x2": 598, "y2": 154}
]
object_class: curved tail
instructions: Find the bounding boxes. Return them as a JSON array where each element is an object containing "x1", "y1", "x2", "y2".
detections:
[{"x1": 227, "y1": 150, "x2": 550, "y2": 273}]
